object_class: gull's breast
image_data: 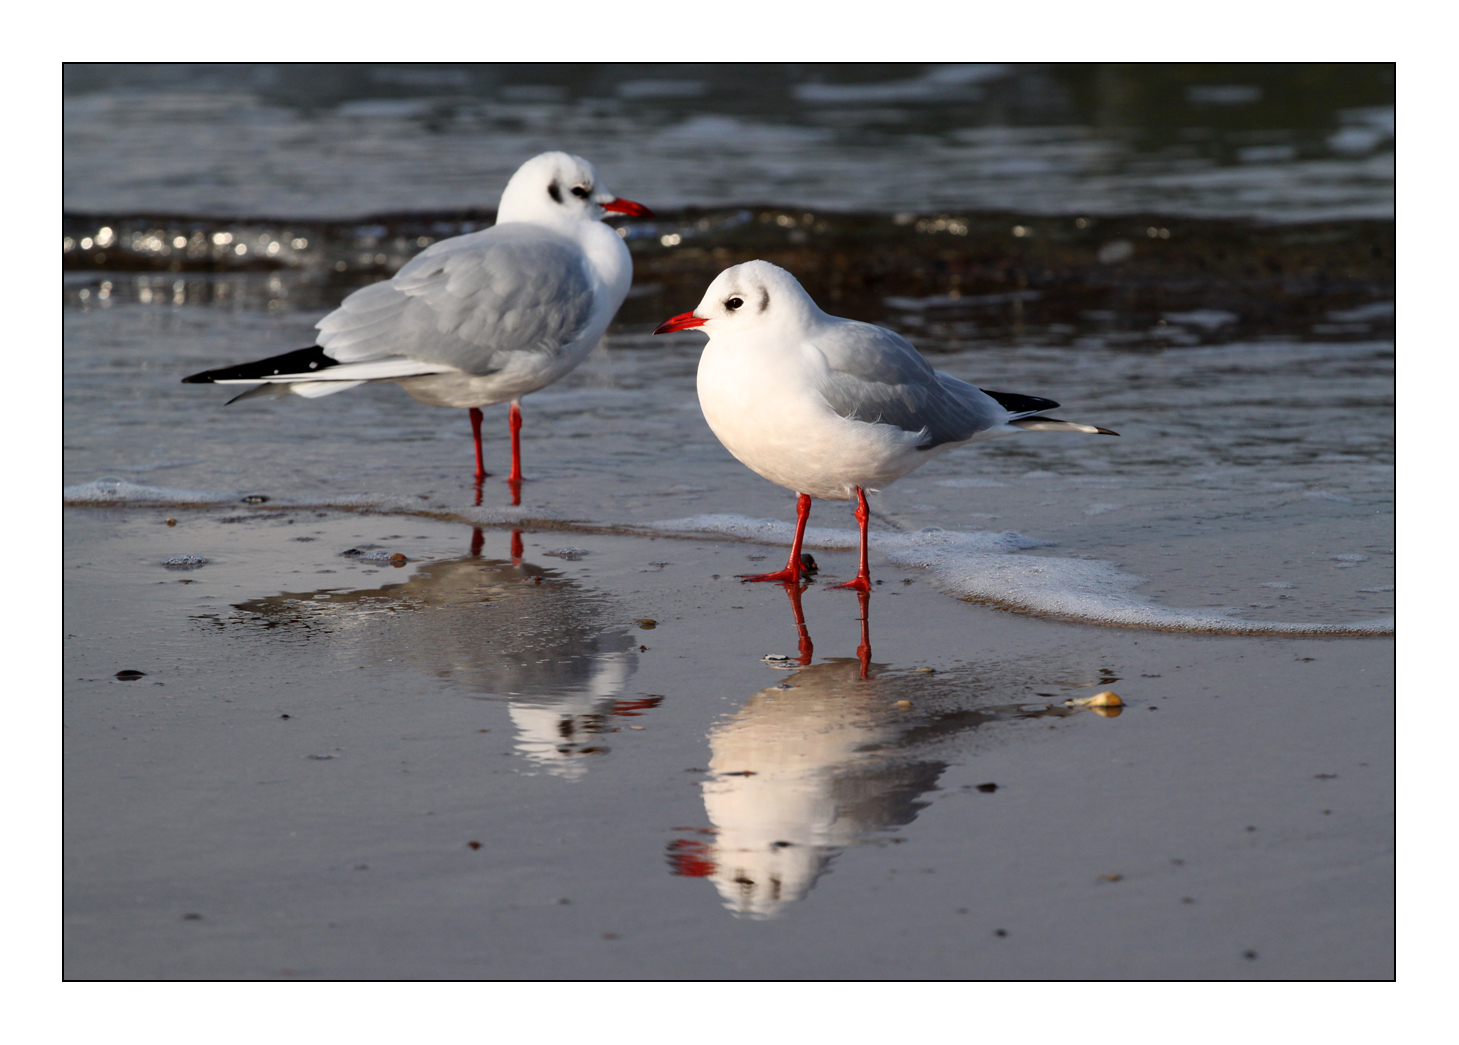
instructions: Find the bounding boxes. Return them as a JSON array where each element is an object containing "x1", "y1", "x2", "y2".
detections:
[{"x1": 697, "y1": 340, "x2": 928, "y2": 499}]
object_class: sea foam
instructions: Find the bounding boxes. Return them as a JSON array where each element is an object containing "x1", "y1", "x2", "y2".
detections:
[
  {"x1": 63, "y1": 477, "x2": 561, "y2": 526},
  {"x1": 63, "y1": 477, "x2": 239, "y2": 505},
  {"x1": 647, "y1": 514, "x2": 1394, "y2": 636},
  {"x1": 61, "y1": 486, "x2": 1392, "y2": 636}
]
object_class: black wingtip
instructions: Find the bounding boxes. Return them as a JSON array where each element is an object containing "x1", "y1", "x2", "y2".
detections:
[
  {"x1": 181, "y1": 346, "x2": 337, "y2": 385},
  {"x1": 981, "y1": 388, "x2": 1060, "y2": 413}
]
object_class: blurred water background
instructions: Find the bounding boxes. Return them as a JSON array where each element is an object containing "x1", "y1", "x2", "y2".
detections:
[{"x1": 65, "y1": 63, "x2": 1393, "y2": 338}]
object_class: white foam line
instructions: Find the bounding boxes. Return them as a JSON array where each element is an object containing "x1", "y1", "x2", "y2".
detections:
[
  {"x1": 63, "y1": 478, "x2": 239, "y2": 505},
  {"x1": 60, "y1": 487, "x2": 1392, "y2": 636},
  {"x1": 647, "y1": 513, "x2": 1394, "y2": 637},
  {"x1": 62, "y1": 478, "x2": 564, "y2": 525},
  {"x1": 314, "y1": 494, "x2": 561, "y2": 526},
  {"x1": 646, "y1": 513, "x2": 1049, "y2": 554}
]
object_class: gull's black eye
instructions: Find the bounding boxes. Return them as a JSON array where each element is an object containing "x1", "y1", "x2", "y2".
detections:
[
  {"x1": 571, "y1": 185, "x2": 590, "y2": 199},
  {"x1": 726, "y1": 297, "x2": 744, "y2": 311}
]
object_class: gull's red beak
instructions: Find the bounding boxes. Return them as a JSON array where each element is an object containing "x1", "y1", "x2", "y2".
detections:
[
  {"x1": 654, "y1": 311, "x2": 708, "y2": 335},
  {"x1": 602, "y1": 197, "x2": 654, "y2": 218}
]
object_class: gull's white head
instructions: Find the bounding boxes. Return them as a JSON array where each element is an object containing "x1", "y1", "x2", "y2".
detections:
[
  {"x1": 653, "y1": 260, "x2": 824, "y2": 338},
  {"x1": 497, "y1": 151, "x2": 652, "y2": 226}
]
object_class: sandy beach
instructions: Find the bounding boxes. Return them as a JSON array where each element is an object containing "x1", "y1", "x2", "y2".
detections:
[{"x1": 64, "y1": 506, "x2": 1391, "y2": 979}]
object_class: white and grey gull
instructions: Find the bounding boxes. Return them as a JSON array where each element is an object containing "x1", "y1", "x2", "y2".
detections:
[
  {"x1": 654, "y1": 259, "x2": 1118, "y2": 591},
  {"x1": 183, "y1": 151, "x2": 652, "y2": 488}
]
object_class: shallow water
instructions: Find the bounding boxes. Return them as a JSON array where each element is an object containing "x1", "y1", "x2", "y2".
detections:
[
  {"x1": 63, "y1": 294, "x2": 1393, "y2": 631},
  {"x1": 63, "y1": 63, "x2": 1393, "y2": 979}
]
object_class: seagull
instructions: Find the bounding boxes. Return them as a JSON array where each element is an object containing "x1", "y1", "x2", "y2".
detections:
[
  {"x1": 654, "y1": 260, "x2": 1118, "y2": 591},
  {"x1": 182, "y1": 151, "x2": 652, "y2": 489}
]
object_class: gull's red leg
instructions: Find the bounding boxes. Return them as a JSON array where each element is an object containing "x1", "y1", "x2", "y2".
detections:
[
  {"x1": 830, "y1": 486, "x2": 873, "y2": 592},
  {"x1": 469, "y1": 407, "x2": 488, "y2": 483},
  {"x1": 740, "y1": 493, "x2": 812, "y2": 583},
  {"x1": 856, "y1": 588, "x2": 872, "y2": 679},
  {"x1": 469, "y1": 527, "x2": 484, "y2": 557},
  {"x1": 510, "y1": 530, "x2": 524, "y2": 562},
  {"x1": 507, "y1": 400, "x2": 524, "y2": 483},
  {"x1": 784, "y1": 580, "x2": 814, "y2": 665},
  {"x1": 506, "y1": 400, "x2": 524, "y2": 505}
]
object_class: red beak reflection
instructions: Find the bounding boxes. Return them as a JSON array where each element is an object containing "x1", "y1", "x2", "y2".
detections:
[
  {"x1": 653, "y1": 311, "x2": 709, "y2": 335},
  {"x1": 602, "y1": 197, "x2": 654, "y2": 218}
]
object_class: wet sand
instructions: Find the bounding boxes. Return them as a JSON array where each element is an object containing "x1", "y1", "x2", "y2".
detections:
[{"x1": 63, "y1": 507, "x2": 1392, "y2": 980}]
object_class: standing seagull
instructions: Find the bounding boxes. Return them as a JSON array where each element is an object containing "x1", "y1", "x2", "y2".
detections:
[
  {"x1": 654, "y1": 260, "x2": 1117, "y2": 591},
  {"x1": 183, "y1": 151, "x2": 652, "y2": 490}
]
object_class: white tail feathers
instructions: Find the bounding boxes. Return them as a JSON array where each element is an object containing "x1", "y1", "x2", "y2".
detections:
[
  {"x1": 226, "y1": 380, "x2": 367, "y2": 404},
  {"x1": 225, "y1": 383, "x2": 290, "y2": 405},
  {"x1": 292, "y1": 380, "x2": 368, "y2": 399},
  {"x1": 1009, "y1": 416, "x2": 1119, "y2": 436}
]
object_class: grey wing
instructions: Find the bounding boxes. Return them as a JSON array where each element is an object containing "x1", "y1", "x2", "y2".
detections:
[
  {"x1": 812, "y1": 320, "x2": 1008, "y2": 448},
  {"x1": 316, "y1": 225, "x2": 596, "y2": 377}
]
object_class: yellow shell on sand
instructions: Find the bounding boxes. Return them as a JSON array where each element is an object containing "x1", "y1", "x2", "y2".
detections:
[{"x1": 1067, "y1": 691, "x2": 1123, "y2": 708}]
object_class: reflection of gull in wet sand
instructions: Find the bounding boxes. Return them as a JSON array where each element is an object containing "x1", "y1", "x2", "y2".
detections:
[
  {"x1": 680, "y1": 659, "x2": 935, "y2": 919},
  {"x1": 671, "y1": 657, "x2": 1073, "y2": 920},
  {"x1": 231, "y1": 530, "x2": 647, "y2": 779},
  {"x1": 669, "y1": 588, "x2": 1086, "y2": 919},
  {"x1": 507, "y1": 659, "x2": 650, "y2": 780}
]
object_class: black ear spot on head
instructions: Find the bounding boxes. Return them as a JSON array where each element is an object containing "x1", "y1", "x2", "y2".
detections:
[
  {"x1": 548, "y1": 182, "x2": 563, "y2": 203},
  {"x1": 757, "y1": 288, "x2": 769, "y2": 313}
]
